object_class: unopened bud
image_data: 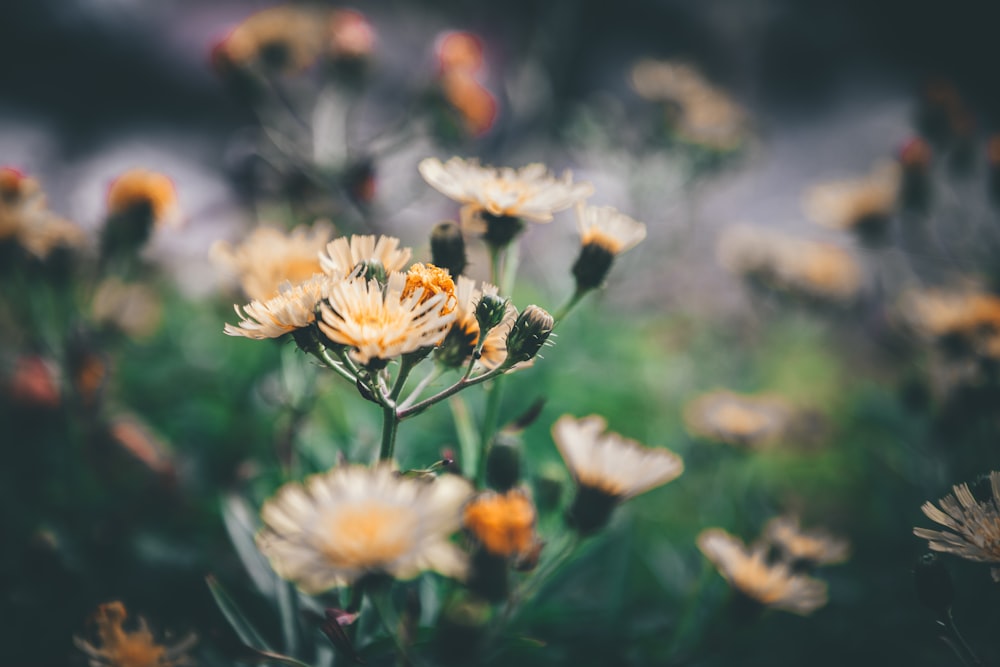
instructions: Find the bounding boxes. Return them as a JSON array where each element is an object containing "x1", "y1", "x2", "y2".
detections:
[
  {"x1": 481, "y1": 212, "x2": 524, "y2": 249},
  {"x1": 485, "y1": 438, "x2": 520, "y2": 491},
  {"x1": 504, "y1": 305, "x2": 553, "y2": 366},
  {"x1": 354, "y1": 259, "x2": 386, "y2": 284},
  {"x1": 474, "y1": 293, "x2": 508, "y2": 336},
  {"x1": 431, "y1": 221, "x2": 467, "y2": 277},
  {"x1": 914, "y1": 553, "x2": 954, "y2": 615},
  {"x1": 572, "y1": 242, "x2": 615, "y2": 292}
]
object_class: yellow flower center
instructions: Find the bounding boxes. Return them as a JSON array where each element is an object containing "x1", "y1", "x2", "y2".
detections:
[
  {"x1": 463, "y1": 491, "x2": 537, "y2": 558},
  {"x1": 710, "y1": 402, "x2": 769, "y2": 437},
  {"x1": 318, "y1": 500, "x2": 418, "y2": 570},
  {"x1": 403, "y1": 263, "x2": 457, "y2": 313}
]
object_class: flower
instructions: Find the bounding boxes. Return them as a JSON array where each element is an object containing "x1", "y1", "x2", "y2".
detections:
[
  {"x1": 256, "y1": 464, "x2": 473, "y2": 593},
  {"x1": 553, "y1": 414, "x2": 683, "y2": 533},
  {"x1": 900, "y1": 288, "x2": 1000, "y2": 359},
  {"x1": 435, "y1": 31, "x2": 485, "y2": 74},
  {"x1": 106, "y1": 169, "x2": 181, "y2": 228},
  {"x1": 0, "y1": 167, "x2": 85, "y2": 258},
  {"x1": 717, "y1": 225, "x2": 862, "y2": 301},
  {"x1": 572, "y1": 204, "x2": 647, "y2": 291},
  {"x1": 440, "y1": 71, "x2": 498, "y2": 137},
  {"x1": 320, "y1": 234, "x2": 412, "y2": 279},
  {"x1": 697, "y1": 528, "x2": 828, "y2": 616},
  {"x1": 914, "y1": 471, "x2": 1000, "y2": 566},
  {"x1": 763, "y1": 516, "x2": 849, "y2": 566},
  {"x1": 435, "y1": 276, "x2": 516, "y2": 369},
  {"x1": 803, "y1": 162, "x2": 900, "y2": 236},
  {"x1": 318, "y1": 272, "x2": 457, "y2": 365},
  {"x1": 225, "y1": 273, "x2": 338, "y2": 340},
  {"x1": 211, "y1": 222, "x2": 333, "y2": 301},
  {"x1": 91, "y1": 278, "x2": 163, "y2": 339},
  {"x1": 74, "y1": 601, "x2": 195, "y2": 667},
  {"x1": 403, "y1": 263, "x2": 458, "y2": 313},
  {"x1": 683, "y1": 389, "x2": 795, "y2": 447},
  {"x1": 328, "y1": 9, "x2": 375, "y2": 61},
  {"x1": 418, "y1": 157, "x2": 594, "y2": 224},
  {"x1": 463, "y1": 489, "x2": 539, "y2": 559},
  {"x1": 213, "y1": 5, "x2": 325, "y2": 74}
]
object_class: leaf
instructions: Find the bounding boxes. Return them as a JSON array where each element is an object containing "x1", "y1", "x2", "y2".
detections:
[
  {"x1": 221, "y1": 494, "x2": 278, "y2": 598},
  {"x1": 206, "y1": 574, "x2": 275, "y2": 653}
]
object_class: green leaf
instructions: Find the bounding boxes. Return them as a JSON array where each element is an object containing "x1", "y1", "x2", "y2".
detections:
[
  {"x1": 206, "y1": 574, "x2": 275, "y2": 652},
  {"x1": 221, "y1": 493, "x2": 278, "y2": 597}
]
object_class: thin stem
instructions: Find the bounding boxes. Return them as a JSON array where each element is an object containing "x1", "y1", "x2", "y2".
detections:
[
  {"x1": 369, "y1": 589, "x2": 418, "y2": 667},
  {"x1": 489, "y1": 245, "x2": 503, "y2": 287},
  {"x1": 552, "y1": 288, "x2": 586, "y2": 324},
  {"x1": 390, "y1": 357, "x2": 417, "y2": 402},
  {"x1": 397, "y1": 365, "x2": 445, "y2": 411},
  {"x1": 944, "y1": 609, "x2": 983, "y2": 667},
  {"x1": 448, "y1": 395, "x2": 480, "y2": 478},
  {"x1": 396, "y1": 366, "x2": 507, "y2": 420},
  {"x1": 379, "y1": 405, "x2": 399, "y2": 462},
  {"x1": 476, "y1": 375, "x2": 505, "y2": 487},
  {"x1": 316, "y1": 348, "x2": 358, "y2": 384},
  {"x1": 500, "y1": 242, "x2": 520, "y2": 297}
]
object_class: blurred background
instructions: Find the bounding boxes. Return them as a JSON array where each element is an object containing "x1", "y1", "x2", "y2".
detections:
[{"x1": 4, "y1": 0, "x2": 1000, "y2": 665}]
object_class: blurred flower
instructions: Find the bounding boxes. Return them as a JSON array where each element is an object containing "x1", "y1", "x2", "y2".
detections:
[
  {"x1": 463, "y1": 489, "x2": 539, "y2": 560},
  {"x1": 91, "y1": 278, "x2": 163, "y2": 339},
  {"x1": 630, "y1": 59, "x2": 746, "y2": 150},
  {"x1": 318, "y1": 272, "x2": 457, "y2": 366},
  {"x1": 256, "y1": 464, "x2": 473, "y2": 593},
  {"x1": 553, "y1": 414, "x2": 683, "y2": 534},
  {"x1": 440, "y1": 70, "x2": 498, "y2": 137},
  {"x1": 403, "y1": 263, "x2": 458, "y2": 313},
  {"x1": 697, "y1": 528, "x2": 828, "y2": 616},
  {"x1": 430, "y1": 220, "x2": 467, "y2": 277},
  {"x1": 74, "y1": 601, "x2": 195, "y2": 667},
  {"x1": 0, "y1": 167, "x2": 85, "y2": 258},
  {"x1": 213, "y1": 4, "x2": 325, "y2": 74},
  {"x1": 418, "y1": 157, "x2": 594, "y2": 224},
  {"x1": 435, "y1": 31, "x2": 485, "y2": 74},
  {"x1": 108, "y1": 414, "x2": 176, "y2": 481},
  {"x1": 225, "y1": 273, "x2": 338, "y2": 340},
  {"x1": 211, "y1": 221, "x2": 333, "y2": 301},
  {"x1": 914, "y1": 471, "x2": 1000, "y2": 568},
  {"x1": 900, "y1": 288, "x2": 1000, "y2": 359},
  {"x1": 328, "y1": 9, "x2": 376, "y2": 61},
  {"x1": 106, "y1": 169, "x2": 181, "y2": 229},
  {"x1": 802, "y1": 162, "x2": 900, "y2": 239},
  {"x1": 717, "y1": 225, "x2": 862, "y2": 301},
  {"x1": 763, "y1": 516, "x2": 850, "y2": 567},
  {"x1": 436, "y1": 277, "x2": 516, "y2": 370},
  {"x1": 5, "y1": 355, "x2": 60, "y2": 408},
  {"x1": 571, "y1": 204, "x2": 647, "y2": 292},
  {"x1": 320, "y1": 233, "x2": 412, "y2": 279},
  {"x1": 683, "y1": 389, "x2": 795, "y2": 447}
]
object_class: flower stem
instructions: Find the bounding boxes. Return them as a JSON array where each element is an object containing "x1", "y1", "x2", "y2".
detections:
[
  {"x1": 553, "y1": 288, "x2": 586, "y2": 324},
  {"x1": 476, "y1": 375, "x2": 505, "y2": 487},
  {"x1": 379, "y1": 405, "x2": 399, "y2": 462},
  {"x1": 396, "y1": 366, "x2": 506, "y2": 420},
  {"x1": 943, "y1": 609, "x2": 983, "y2": 667}
]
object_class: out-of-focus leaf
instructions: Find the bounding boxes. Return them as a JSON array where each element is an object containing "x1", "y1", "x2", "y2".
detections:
[
  {"x1": 206, "y1": 574, "x2": 275, "y2": 652},
  {"x1": 276, "y1": 580, "x2": 302, "y2": 656},
  {"x1": 221, "y1": 493, "x2": 277, "y2": 597}
]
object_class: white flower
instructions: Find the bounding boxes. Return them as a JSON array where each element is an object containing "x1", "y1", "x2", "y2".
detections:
[
  {"x1": 576, "y1": 204, "x2": 647, "y2": 255},
  {"x1": 914, "y1": 471, "x2": 1000, "y2": 564},
  {"x1": 257, "y1": 465, "x2": 473, "y2": 593},
  {"x1": 225, "y1": 274, "x2": 338, "y2": 339},
  {"x1": 320, "y1": 234, "x2": 412, "y2": 278},
  {"x1": 418, "y1": 157, "x2": 594, "y2": 223}
]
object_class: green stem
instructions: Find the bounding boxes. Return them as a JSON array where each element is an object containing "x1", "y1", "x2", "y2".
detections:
[
  {"x1": 552, "y1": 288, "x2": 586, "y2": 324},
  {"x1": 500, "y1": 242, "x2": 520, "y2": 297},
  {"x1": 489, "y1": 245, "x2": 503, "y2": 287},
  {"x1": 379, "y1": 405, "x2": 399, "y2": 462},
  {"x1": 448, "y1": 396, "x2": 480, "y2": 478},
  {"x1": 316, "y1": 347, "x2": 358, "y2": 384},
  {"x1": 398, "y1": 365, "x2": 444, "y2": 411},
  {"x1": 944, "y1": 609, "x2": 983, "y2": 667},
  {"x1": 396, "y1": 366, "x2": 506, "y2": 420},
  {"x1": 369, "y1": 589, "x2": 417, "y2": 667},
  {"x1": 476, "y1": 375, "x2": 506, "y2": 487}
]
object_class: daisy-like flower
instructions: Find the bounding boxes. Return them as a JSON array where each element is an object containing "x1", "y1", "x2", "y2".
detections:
[
  {"x1": 403, "y1": 263, "x2": 458, "y2": 313},
  {"x1": 803, "y1": 162, "x2": 900, "y2": 240},
  {"x1": 572, "y1": 204, "x2": 647, "y2": 292},
  {"x1": 328, "y1": 9, "x2": 375, "y2": 61},
  {"x1": 697, "y1": 528, "x2": 829, "y2": 616},
  {"x1": 213, "y1": 4, "x2": 325, "y2": 74},
  {"x1": 74, "y1": 601, "x2": 195, "y2": 667},
  {"x1": 717, "y1": 225, "x2": 862, "y2": 302},
  {"x1": 440, "y1": 70, "x2": 498, "y2": 137},
  {"x1": 320, "y1": 234, "x2": 412, "y2": 279},
  {"x1": 900, "y1": 288, "x2": 1000, "y2": 359},
  {"x1": 418, "y1": 157, "x2": 594, "y2": 246},
  {"x1": 683, "y1": 389, "x2": 795, "y2": 448},
  {"x1": 211, "y1": 222, "x2": 334, "y2": 301},
  {"x1": 764, "y1": 516, "x2": 850, "y2": 567},
  {"x1": 435, "y1": 276, "x2": 516, "y2": 369},
  {"x1": 914, "y1": 471, "x2": 1000, "y2": 570},
  {"x1": 463, "y1": 489, "x2": 540, "y2": 560},
  {"x1": 552, "y1": 414, "x2": 683, "y2": 534},
  {"x1": 318, "y1": 272, "x2": 457, "y2": 366},
  {"x1": 256, "y1": 464, "x2": 473, "y2": 593},
  {"x1": 106, "y1": 169, "x2": 181, "y2": 228},
  {"x1": 225, "y1": 273, "x2": 338, "y2": 340},
  {"x1": 0, "y1": 167, "x2": 86, "y2": 258}
]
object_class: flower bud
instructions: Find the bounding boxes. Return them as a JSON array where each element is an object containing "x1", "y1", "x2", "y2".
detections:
[
  {"x1": 480, "y1": 212, "x2": 524, "y2": 249},
  {"x1": 485, "y1": 437, "x2": 520, "y2": 491},
  {"x1": 431, "y1": 221, "x2": 467, "y2": 277},
  {"x1": 504, "y1": 305, "x2": 553, "y2": 366},
  {"x1": 914, "y1": 553, "x2": 954, "y2": 616},
  {"x1": 474, "y1": 293, "x2": 508, "y2": 337},
  {"x1": 353, "y1": 259, "x2": 386, "y2": 284},
  {"x1": 572, "y1": 242, "x2": 615, "y2": 292}
]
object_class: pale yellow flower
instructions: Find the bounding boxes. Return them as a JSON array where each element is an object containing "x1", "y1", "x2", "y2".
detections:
[
  {"x1": 900, "y1": 288, "x2": 1000, "y2": 358},
  {"x1": 575, "y1": 204, "x2": 647, "y2": 255},
  {"x1": 320, "y1": 234, "x2": 412, "y2": 278},
  {"x1": 803, "y1": 162, "x2": 900, "y2": 233},
  {"x1": 214, "y1": 4, "x2": 326, "y2": 74},
  {"x1": 318, "y1": 272, "x2": 457, "y2": 365},
  {"x1": 764, "y1": 516, "x2": 850, "y2": 566},
  {"x1": 91, "y1": 278, "x2": 163, "y2": 339},
  {"x1": 74, "y1": 601, "x2": 195, "y2": 667},
  {"x1": 106, "y1": 169, "x2": 181, "y2": 228},
  {"x1": 683, "y1": 389, "x2": 795, "y2": 447},
  {"x1": 418, "y1": 157, "x2": 594, "y2": 223},
  {"x1": 211, "y1": 222, "x2": 334, "y2": 302},
  {"x1": 256, "y1": 464, "x2": 473, "y2": 593},
  {"x1": 552, "y1": 414, "x2": 683, "y2": 499},
  {"x1": 0, "y1": 167, "x2": 85, "y2": 258},
  {"x1": 225, "y1": 273, "x2": 338, "y2": 340},
  {"x1": 697, "y1": 528, "x2": 829, "y2": 615},
  {"x1": 914, "y1": 471, "x2": 1000, "y2": 564}
]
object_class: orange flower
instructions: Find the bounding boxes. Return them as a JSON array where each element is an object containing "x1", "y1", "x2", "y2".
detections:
[
  {"x1": 463, "y1": 489, "x2": 539, "y2": 559},
  {"x1": 107, "y1": 170, "x2": 180, "y2": 228}
]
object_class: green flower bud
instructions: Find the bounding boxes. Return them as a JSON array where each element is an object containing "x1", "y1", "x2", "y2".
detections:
[
  {"x1": 431, "y1": 221, "x2": 467, "y2": 277},
  {"x1": 485, "y1": 437, "x2": 521, "y2": 491},
  {"x1": 353, "y1": 259, "x2": 386, "y2": 284},
  {"x1": 504, "y1": 305, "x2": 554, "y2": 365},
  {"x1": 475, "y1": 293, "x2": 509, "y2": 336}
]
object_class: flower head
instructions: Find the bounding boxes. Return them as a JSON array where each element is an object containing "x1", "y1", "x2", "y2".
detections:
[
  {"x1": 697, "y1": 528, "x2": 828, "y2": 616},
  {"x1": 211, "y1": 222, "x2": 333, "y2": 301},
  {"x1": 418, "y1": 157, "x2": 594, "y2": 224},
  {"x1": 328, "y1": 9, "x2": 375, "y2": 61},
  {"x1": 320, "y1": 234, "x2": 412, "y2": 279},
  {"x1": 256, "y1": 464, "x2": 473, "y2": 593},
  {"x1": 0, "y1": 167, "x2": 85, "y2": 258},
  {"x1": 74, "y1": 601, "x2": 194, "y2": 667},
  {"x1": 572, "y1": 204, "x2": 647, "y2": 292},
  {"x1": 553, "y1": 414, "x2": 683, "y2": 534},
  {"x1": 764, "y1": 516, "x2": 849, "y2": 566},
  {"x1": 225, "y1": 273, "x2": 338, "y2": 340},
  {"x1": 900, "y1": 288, "x2": 1000, "y2": 359},
  {"x1": 106, "y1": 169, "x2": 180, "y2": 228},
  {"x1": 463, "y1": 489, "x2": 539, "y2": 559},
  {"x1": 92, "y1": 278, "x2": 163, "y2": 339},
  {"x1": 803, "y1": 162, "x2": 900, "y2": 238},
  {"x1": 403, "y1": 263, "x2": 458, "y2": 313},
  {"x1": 213, "y1": 5, "x2": 325, "y2": 74},
  {"x1": 914, "y1": 471, "x2": 1000, "y2": 565},
  {"x1": 436, "y1": 277, "x2": 516, "y2": 369},
  {"x1": 435, "y1": 31, "x2": 485, "y2": 74},
  {"x1": 683, "y1": 389, "x2": 795, "y2": 447},
  {"x1": 318, "y1": 272, "x2": 457, "y2": 366}
]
